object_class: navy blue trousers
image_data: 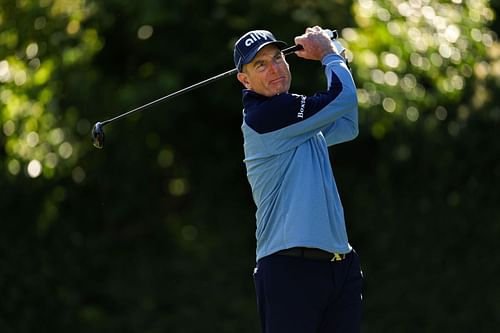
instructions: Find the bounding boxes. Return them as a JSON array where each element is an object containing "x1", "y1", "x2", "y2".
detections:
[{"x1": 253, "y1": 250, "x2": 362, "y2": 333}]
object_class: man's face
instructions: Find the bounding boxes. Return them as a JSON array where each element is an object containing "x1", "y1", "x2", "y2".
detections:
[{"x1": 237, "y1": 45, "x2": 292, "y2": 97}]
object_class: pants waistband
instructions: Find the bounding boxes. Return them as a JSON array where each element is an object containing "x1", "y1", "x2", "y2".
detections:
[{"x1": 275, "y1": 247, "x2": 349, "y2": 261}]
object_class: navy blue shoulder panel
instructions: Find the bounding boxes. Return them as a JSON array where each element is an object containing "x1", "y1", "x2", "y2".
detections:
[{"x1": 243, "y1": 70, "x2": 343, "y2": 134}]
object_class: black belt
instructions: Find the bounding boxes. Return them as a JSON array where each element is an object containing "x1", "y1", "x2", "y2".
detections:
[{"x1": 276, "y1": 247, "x2": 349, "y2": 261}]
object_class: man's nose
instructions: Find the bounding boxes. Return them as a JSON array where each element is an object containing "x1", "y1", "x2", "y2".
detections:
[{"x1": 269, "y1": 60, "x2": 280, "y2": 73}]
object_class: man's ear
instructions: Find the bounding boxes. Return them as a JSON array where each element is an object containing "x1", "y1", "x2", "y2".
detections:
[{"x1": 237, "y1": 72, "x2": 251, "y2": 89}]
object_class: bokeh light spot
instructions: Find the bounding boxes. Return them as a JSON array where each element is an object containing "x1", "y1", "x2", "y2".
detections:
[
  {"x1": 58, "y1": 142, "x2": 73, "y2": 159},
  {"x1": 14, "y1": 71, "x2": 27, "y2": 86},
  {"x1": 401, "y1": 74, "x2": 417, "y2": 91},
  {"x1": 387, "y1": 21, "x2": 402, "y2": 35},
  {"x1": 26, "y1": 43, "x2": 39, "y2": 59},
  {"x1": 3, "y1": 120, "x2": 15, "y2": 136},
  {"x1": 383, "y1": 53, "x2": 400, "y2": 68},
  {"x1": 435, "y1": 106, "x2": 448, "y2": 121},
  {"x1": 421, "y1": 6, "x2": 436, "y2": 20},
  {"x1": 8, "y1": 159, "x2": 20, "y2": 175},
  {"x1": 66, "y1": 20, "x2": 80, "y2": 34},
  {"x1": 169, "y1": 178, "x2": 189, "y2": 196},
  {"x1": 45, "y1": 153, "x2": 58, "y2": 168},
  {"x1": 439, "y1": 44, "x2": 452, "y2": 58},
  {"x1": 357, "y1": 89, "x2": 370, "y2": 105},
  {"x1": 0, "y1": 60, "x2": 11, "y2": 82},
  {"x1": 27, "y1": 160, "x2": 42, "y2": 178},
  {"x1": 377, "y1": 8, "x2": 391, "y2": 21},
  {"x1": 430, "y1": 53, "x2": 443, "y2": 67},
  {"x1": 384, "y1": 71, "x2": 399, "y2": 86},
  {"x1": 34, "y1": 16, "x2": 47, "y2": 30},
  {"x1": 72, "y1": 166, "x2": 86, "y2": 183},
  {"x1": 158, "y1": 149, "x2": 174, "y2": 168},
  {"x1": 406, "y1": 107, "x2": 419, "y2": 122},
  {"x1": 49, "y1": 128, "x2": 65, "y2": 145},
  {"x1": 137, "y1": 25, "x2": 154, "y2": 40},
  {"x1": 383, "y1": 97, "x2": 397, "y2": 113},
  {"x1": 445, "y1": 25, "x2": 461, "y2": 43},
  {"x1": 341, "y1": 28, "x2": 358, "y2": 42},
  {"x1": 361, "y1": 51, "x2": 378, "y2": 68},
  {"x1": 371, "y1": 69, "x2": 385, "y2": 84},
  {"x1": 26, "y1": 131, "x2": 39, "y2": 147}
]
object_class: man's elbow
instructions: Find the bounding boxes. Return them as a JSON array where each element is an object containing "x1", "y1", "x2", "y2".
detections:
[
  {"x1": 345, "y1": 86, "x2": 358, "y2": 110},
  {"x1": 345, "y1": 119, "x2": 359, "y2": 141},
  {"x1": 350, "y1": 121, "x2": 359, "y2": 140},
  {"x1": 345, "y1": 90, "x2": 359, "y2": 140}
]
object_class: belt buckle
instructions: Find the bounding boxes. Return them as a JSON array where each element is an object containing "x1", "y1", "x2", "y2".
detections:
[{"x1": 330, "y1": 253, "x2": 345, "y2": 262}]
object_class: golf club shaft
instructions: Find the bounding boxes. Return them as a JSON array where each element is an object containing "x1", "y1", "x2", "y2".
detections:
[
  {"x1": 100, "y1": 67, "x2": 237, "y2": 126},
  {"x1": 99, "y1": 30, "x2": 338, "y2": 126}
]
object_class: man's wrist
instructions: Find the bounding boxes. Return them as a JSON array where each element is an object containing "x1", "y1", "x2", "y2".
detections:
[
  {"x1": 318, "y1": 45, "x2": 337, "y2": 61},
  {"x1": 321, "y1": 53, "x2": 344, "y2": 65},
  {"x1": 321, "y1": 51, "x2": 335, "y2": 62}
]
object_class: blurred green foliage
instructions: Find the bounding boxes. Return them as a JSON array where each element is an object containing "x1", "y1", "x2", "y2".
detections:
[
  {"x1": 348, "y1": 0, "x2": 497, "y2": 137},
  {"x1": 1, "y1": 0, "x2": 102, "y2": 181},
  {"x1": 1, "y1": 0, "x2": 499, "y2": 332}
]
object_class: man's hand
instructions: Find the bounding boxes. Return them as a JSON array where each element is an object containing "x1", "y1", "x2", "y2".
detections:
[{"x1": 294, "y1": 26, "x2": 337, "y2": 61}]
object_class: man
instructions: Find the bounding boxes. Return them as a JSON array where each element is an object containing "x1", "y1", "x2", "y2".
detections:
[{"x1": 234, "y1": 26, "x2": 362, "y2": 333}]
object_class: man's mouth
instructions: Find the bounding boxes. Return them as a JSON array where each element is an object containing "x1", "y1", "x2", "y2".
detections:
[{"x1": 269, "y1": 77, "x2": 285, "y2": 85}]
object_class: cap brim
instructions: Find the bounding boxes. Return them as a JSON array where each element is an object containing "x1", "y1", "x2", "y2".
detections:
[{"x1": 240, "y1": 40, "x2": 287, "y2": 70}]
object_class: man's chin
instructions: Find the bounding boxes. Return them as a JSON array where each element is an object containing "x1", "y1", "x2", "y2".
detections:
[{"x1": 270, "y1": 83, "x2": 289, "y2": 95}]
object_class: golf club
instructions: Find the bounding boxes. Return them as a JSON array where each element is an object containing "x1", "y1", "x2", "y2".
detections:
[{"x1": 91, "y1": 29, "x2": 338, "y2": 149}]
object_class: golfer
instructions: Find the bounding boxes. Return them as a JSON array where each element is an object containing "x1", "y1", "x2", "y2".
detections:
[{"x1": 234, "y1": 26, "x2": 362, "y2": 332}]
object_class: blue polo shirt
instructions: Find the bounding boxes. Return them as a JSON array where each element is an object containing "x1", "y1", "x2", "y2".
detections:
[{"x1": 240, "y1": 53, "x2": 359, "y2": 261}]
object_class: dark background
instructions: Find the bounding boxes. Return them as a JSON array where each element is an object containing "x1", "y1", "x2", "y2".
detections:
[{"x1": 1, "y1": 0, "x2": 499, "y2": 332}]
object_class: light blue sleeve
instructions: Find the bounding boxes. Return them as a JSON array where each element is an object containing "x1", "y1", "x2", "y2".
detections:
[
  {"x1": 257, "y1": 54, "x2": 358, "y2": 155},
  {"x1": 321, "y1": 54, "x2": 359, "y2": 146}
]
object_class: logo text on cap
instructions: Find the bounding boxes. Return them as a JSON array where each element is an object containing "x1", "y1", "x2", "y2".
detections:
[{"x1": 244, "y1": 31, "x2": 270, "y2": 47}]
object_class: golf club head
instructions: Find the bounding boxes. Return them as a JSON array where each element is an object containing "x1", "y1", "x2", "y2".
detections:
[{"x1": 91, "y1": 122, "x2": 105, "y2": 149}]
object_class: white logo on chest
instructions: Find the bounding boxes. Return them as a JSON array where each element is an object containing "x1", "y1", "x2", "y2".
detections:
[{"x1": 297, "y1": 96, "x2": 306, "y2": 118}]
